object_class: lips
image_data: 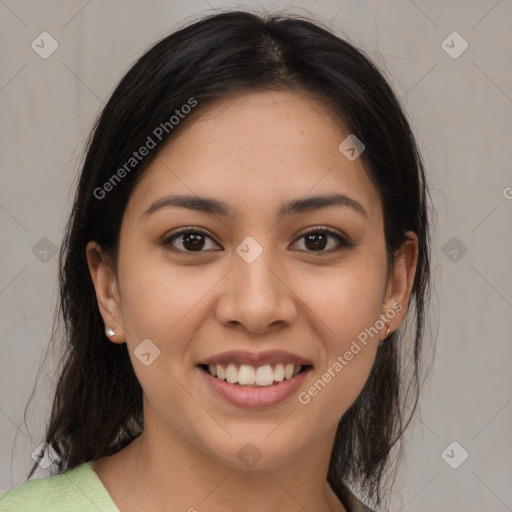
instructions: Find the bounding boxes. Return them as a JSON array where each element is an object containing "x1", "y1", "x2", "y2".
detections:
[
  {"x1": 196, "y1": 350, "x2": 314, "y2": 407},
  {"x1": 198, "y1": 364, "x2": 312, "y2": 408}
]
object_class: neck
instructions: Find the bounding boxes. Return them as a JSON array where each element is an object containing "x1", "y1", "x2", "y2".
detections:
[{"x1": 94, "y1": 410, "x2": 346, "y2": 512}]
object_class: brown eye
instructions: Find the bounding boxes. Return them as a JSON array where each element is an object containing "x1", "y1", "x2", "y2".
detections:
[
  {"x1": 291, "y1": 228, "x2": 351, "y2": 253},
  {"x1": 162, "y1": 227, "x2": 352, "y2": 254},
  {"x1": 163, "y1": 230, "x2": 220, "y2": 252}
]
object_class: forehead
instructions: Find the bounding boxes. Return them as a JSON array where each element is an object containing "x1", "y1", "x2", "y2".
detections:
[{"x1": 125, "y1": 90, "x2": 382, "y2": 224}]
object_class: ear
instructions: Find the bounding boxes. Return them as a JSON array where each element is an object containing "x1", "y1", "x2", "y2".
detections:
[
  {"x1": 85, "y1": 241, "x2": 126, "y2": 343},
  {"x1": 382, "y1": 231, "x2": 419, "y2": 334}
]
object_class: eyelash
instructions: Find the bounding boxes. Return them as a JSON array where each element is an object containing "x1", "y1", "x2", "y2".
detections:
[{"x1": 161, "y1": 226, "x2": 353, "y2": 254}]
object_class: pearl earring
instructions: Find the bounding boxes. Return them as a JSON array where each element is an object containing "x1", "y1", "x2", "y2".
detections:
[{"x1": 105, "y1": 326, "x2": 116, "y2": 337}]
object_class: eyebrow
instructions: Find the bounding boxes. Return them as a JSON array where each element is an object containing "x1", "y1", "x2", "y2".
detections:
[{"x1": 142, "y1": 193, "x2": 368, "y2": 220}]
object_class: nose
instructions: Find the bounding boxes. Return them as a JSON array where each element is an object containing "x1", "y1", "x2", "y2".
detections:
[{"x1": 215, "y1": 242, "x2": 299, "y2": 334}]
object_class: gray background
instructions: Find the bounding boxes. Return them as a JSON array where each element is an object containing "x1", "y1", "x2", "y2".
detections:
[{"x1": 1, "y1": 1, "x2": 511, "y2": 511}]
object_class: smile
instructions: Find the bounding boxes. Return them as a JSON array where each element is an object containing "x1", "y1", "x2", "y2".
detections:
[
  {"x1": 197, "y1": 364, "x2": 313, "y2": 409},
  {"x1": 200, "y1": 363, "x2": 311, "y2": 387}
]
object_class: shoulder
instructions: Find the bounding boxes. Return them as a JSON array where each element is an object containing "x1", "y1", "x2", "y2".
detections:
[{"x1": 0, "y1": 461, "x2": 119, "y2": 512}]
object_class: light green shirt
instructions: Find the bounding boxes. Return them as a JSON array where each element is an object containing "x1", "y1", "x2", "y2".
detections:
[
  {"x1": 0, "y1": 461, "x2": 375, "y2": 511},
  {"x1": 0, "y1": 461, "x2": 119, "y2": 511}
]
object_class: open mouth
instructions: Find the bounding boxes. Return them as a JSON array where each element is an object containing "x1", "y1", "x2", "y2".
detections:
[{"x1": 198, "y1": 363, "x2": 313, "y2": 388}]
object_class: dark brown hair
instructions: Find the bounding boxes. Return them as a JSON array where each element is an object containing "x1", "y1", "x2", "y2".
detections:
[{"x1": 23, "y1": 9, "x2": 432, "y2": 510}]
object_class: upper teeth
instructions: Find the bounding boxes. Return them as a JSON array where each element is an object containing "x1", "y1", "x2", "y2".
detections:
[{"x1": 208, "y1": 363, "x2": 302, "y2": 387}]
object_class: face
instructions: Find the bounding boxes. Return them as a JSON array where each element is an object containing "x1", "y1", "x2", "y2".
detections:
[{"x1": 87, "y1": 90, "x2": 417, "y2": 471}]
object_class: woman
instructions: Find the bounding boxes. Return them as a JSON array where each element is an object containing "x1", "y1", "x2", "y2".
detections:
[{"x1": 0, "y1": 9, "x2": 432, "y2": 512}]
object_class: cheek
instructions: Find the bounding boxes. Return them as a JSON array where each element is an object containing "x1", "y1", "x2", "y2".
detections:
[
  {"x1": 295, "y1": 254, "x2": 386, "y2": 411},
  {"x1": 297, "y1": 280, "x2": 382, "y2": 426},
  {"x1": 117, "y1": 246, "x2": 212, "y2": 339},
  {"x1": 308, "y1": 255, "x2": 387, "y2": 340},
  {"x1": 116, "y1": 254, "x2": 204, "y2": 414},
  {"x1": 115, "y1": 252, "x2": 224, "y2": 401}
]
